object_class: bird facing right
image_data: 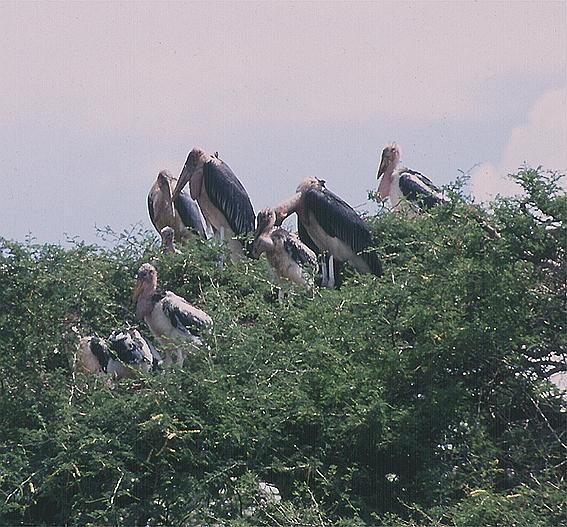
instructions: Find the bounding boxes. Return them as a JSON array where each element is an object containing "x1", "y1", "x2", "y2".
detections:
[
  {"x1": 376, "y1": 143, "x2": 448, "y2": 213},
  {"x1": 133, "y1": 263, "x2": 213, "y2": 367}
]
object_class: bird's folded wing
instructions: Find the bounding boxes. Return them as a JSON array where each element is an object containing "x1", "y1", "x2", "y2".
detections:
[{"x1": 203, "y1": 159, "x2": 255, "y2": 236}]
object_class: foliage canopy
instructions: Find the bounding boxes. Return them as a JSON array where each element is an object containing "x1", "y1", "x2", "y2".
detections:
[{"x1": 0, "y1": 168, "x2": 565, "y2": 526}]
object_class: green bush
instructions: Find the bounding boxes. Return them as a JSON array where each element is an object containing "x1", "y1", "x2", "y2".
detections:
[{"x1": 0, "y1": 168, "x2": 564, "y2": 526}]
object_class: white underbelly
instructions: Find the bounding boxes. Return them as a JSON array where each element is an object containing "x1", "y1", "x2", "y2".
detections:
[
  {"x1": 304, "y1": 214, "x2": 357, "y2": 262},
  {"x1": 199, "y1": 191, "x2": 236, "y2": 236}
]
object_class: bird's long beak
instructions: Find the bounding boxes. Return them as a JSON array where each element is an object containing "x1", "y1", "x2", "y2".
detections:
[
  {"x1": 377, "y1": 155, "x2": 389, "y2": 179},
  {"x1": 376, "y1": 155, "x2": 392, "y2": 200},
  {"x1": 172, "y1": 163, "x2": 192, "y2": 202}
]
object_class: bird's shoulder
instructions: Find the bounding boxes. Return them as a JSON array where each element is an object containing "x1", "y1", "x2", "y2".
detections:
[
  {"x1": 398, "y1": 168, "x2": 447, "y2": 206},
  {"x1": 163, "y1": 291, "x2": 212, "y2": 327},
  {"x1": 303, "y1": 187, "x2": 371, "y2": 249}
]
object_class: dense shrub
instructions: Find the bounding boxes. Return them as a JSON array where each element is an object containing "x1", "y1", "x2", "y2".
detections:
[{"x1": 0, "y1": 168, "x2": 564, "y2": 526}]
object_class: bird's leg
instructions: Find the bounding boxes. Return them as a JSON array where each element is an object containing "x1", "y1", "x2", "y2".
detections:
[
  {"x1": 277, "y1": 287, "x2": 285, "y2": 303},
  {"x1": 175, "y1": 349, "x2": 185, "y2": 368},
  {"x1": 321, "y1": 255, "x2": 329, "y2": 287},
  {"x1": 218, "y1": 226, "x2": 225, "y2": 270},
  {"x1": 327, "y1": 255, "x2": 336, "y2": 289}
]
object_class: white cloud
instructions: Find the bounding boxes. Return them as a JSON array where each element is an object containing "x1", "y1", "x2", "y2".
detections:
[{"x1": 471, "y1": 87, "x2": 567, "y2": 202}]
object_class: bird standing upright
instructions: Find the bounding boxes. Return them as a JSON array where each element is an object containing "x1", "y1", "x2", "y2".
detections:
[
  {"x1": 273, "y1": 177, "x2": 382, "y2": 283},
  {"x1": 252, "y1": 208, "x2": 317, "y2": 299},
  {"x1": 132, "y1": 263, "x2": 212, "y2": 367},
  {"x1": 148, "y1": 170, "x2": 207, "y2": 242},
  {"x1": 376, "y1": 143, "x2": 448, "y2": 213},
  {"x1": 171, "y1": 148, "x2": 255, "y2": 262}
]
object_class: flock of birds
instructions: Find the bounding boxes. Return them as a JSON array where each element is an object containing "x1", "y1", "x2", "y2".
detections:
[{"x1": 76, "y1": 143, "x2": 449, "y2": 379}]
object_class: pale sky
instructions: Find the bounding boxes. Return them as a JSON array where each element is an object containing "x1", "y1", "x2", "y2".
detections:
[{"x1": 1, "y1": 1, "x2": 565, "y2": 243}]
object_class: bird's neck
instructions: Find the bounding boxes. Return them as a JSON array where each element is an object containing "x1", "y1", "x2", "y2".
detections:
[
  {"x1": 274, "y1": 192, "x2": 302, "y2": 225},
  {"x1": 135, "y1": 281, "x2": 157, "y2": 320},
  {"x1": 378, "y1": 159, "x2": 398, "y2": 199}
]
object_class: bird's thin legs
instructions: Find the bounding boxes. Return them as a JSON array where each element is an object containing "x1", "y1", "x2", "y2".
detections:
[
  {"x1": 218, "y1": 226, "x2": 225, "y2": 269},
  {"x1": 327, "y1": 255, "x2": 336, "y2": 289},
  {"x1": 321, "y1": 255, "x2": 329, "y2": 287}
]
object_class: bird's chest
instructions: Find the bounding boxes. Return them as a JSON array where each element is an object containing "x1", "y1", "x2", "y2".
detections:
[
  {"x1": 389, "y1": 174, "x2": 405, "y2": 207},
  {"x1": 266, "y1": 247, "x2": 305, "y2": 284},
  {"x1": 147, "y1": 302, "x2": 175, "y2": 338},
  {"x1": 266, "y1": 245, "x2": 293, "y2": 274}
]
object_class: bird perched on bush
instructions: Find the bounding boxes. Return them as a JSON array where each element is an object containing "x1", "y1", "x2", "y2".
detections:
[
  {"x1": 75, "y1": 330, "x2": 161, "y2": 379},
  {"x1": 171, "y1": 148, "x2": 255, "y2": 262},
  {"x1": 376, "y1": 143, "x2": 448, "y2": 213},
  {"x1": 252, "y1": 208, "x2": 317, "y2": 299},
  {"x1": 148, "y1": 170, "x2": 207, "y2": 241},
  {"x1": 274, "y1": 177, "x2": 382, "y2": 286},
  {"x1": 133, "y1": 263, "x2": 212, "y2": 367}
]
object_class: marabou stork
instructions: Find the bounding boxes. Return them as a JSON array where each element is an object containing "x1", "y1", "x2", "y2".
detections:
[
  {"x1": 76, "y1": 330, "x2": 161, "y2": 379},
  {"x1": 171, "y1": 148, "x2": 255, "y2": 262},
  {"x1": 160, "y1": 226, "x2": 180, "y2": 254},
  {"x1": 252, "y1": 208, "x2": 317, "y2": 298},
  {"x1": 273, "y1": 177, "x2": 382, "y2": 281},
  {"x1": 108, "y1": 329, "x2": 163, "y2": 373},
  {"x1": 148, "y1": 170, "x2": 207, "y2": 241},
  {"x1": 376, "y1": 144, "x2": 501, "y2": 238},
  {"x1": 133, "y1": 263, "x2": 212, "y2": 367},
  {"x1": 376, "y1": 143, "x2": 448, "y2": 212}
]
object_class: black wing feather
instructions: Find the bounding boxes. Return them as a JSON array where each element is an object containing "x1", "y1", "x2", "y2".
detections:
[
  {"x1": 399, "y1": 170, "x2": 445, "y2": 208},
  {"x1": 174, "y1": 192, "x2": 206, "y2": 237},
  {"x1": 90, "y1": 338, "x2": 112, "y2": 372},
  {"x1": 303, "y1": 188, "x2": 382, "y2": 276},
  {"x1": 162, "y1": 296, "x2": 209, "y2": 336},
  {"x1": 279, "y1": 230, "x2": 316, "y2": 266},
  {"x1": 203, "y1": 159, "x2": 255, "y2": 236},
  {"x1": 108, "y1": 335, "x2": 145, "y2": 365}
]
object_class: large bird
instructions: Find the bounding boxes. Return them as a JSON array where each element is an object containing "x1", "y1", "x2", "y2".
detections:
[
  {"x1": 273, "y1": 177, "x2": 382, "y2": 280},
  {"x1": 376, "y1": 143, "x2": 448, "y2": 212},
  {"x1": 148, "y1": 170, "x2": 207, "y2": 241},
  {"x1": 133, "y1": 263, "x2": 212, "y2": 367},
  {"x1": 171, "y1": 148, "x2": 255, "y2": 261},
  {"x1": 76, "y1": 330, "x2": 161, "y2": 379},
  {"x1": 252, "y1": 208, "x2": 317, "y2": 298}
]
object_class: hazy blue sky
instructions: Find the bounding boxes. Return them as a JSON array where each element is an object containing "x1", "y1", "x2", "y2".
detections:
[{"x1": 1, "y1": 1, "x2": 565, "y2": 244}]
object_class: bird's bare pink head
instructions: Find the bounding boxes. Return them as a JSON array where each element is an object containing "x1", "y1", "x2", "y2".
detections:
[
  {"x1": 296, "y1": 176, "x2": 325, "y2": 193},
  {"x1": 377, "y1": 143, "x2": 401, "y2": 179},
  {"x1": 157, "y1": 170, "x2": 172, "y2": 192},
  {"x1": 255, "y1": 208, "x2": 276, "y2": 234},
  {"x1": 172, "y1": 147, "x2": 207, "y2": 201},
  {"x1": 133, "y1": 263, "x2": 158, "y2": 301},
  {"x1": 252, "y1": 208, "x2": 276, "y2": 258},
  {"x1": 160, "y1": 226, "x2": 175, "y2": 244}
]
